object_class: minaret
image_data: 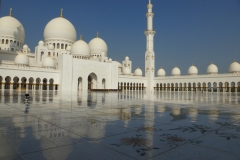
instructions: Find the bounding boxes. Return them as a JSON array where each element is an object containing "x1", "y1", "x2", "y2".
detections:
[{"x1": 145, "y1": 0, "x2": 156, "y2": 90}]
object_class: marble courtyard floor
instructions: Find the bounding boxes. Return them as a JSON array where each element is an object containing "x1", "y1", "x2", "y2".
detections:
[{"x1": 0, "y1": 90, "x2": 240, "y2": 160}]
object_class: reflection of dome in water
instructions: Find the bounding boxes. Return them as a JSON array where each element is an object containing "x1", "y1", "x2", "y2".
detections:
[
  {"x1": 171, "y1": 108, "x2": 180, "y2": 115},
  {"x1": 207, "y1": 110, "x2": 218, "y2": 122},
  {"x1": 40, "y1": 137, "x2": 73, "y2": 160},
  {"x1": 188, "y1": 107, "x2": 198, "y2": 122},
  {"x1": 87, "y1": 121, "x2": 106, "y2": 139},
  {"x1": 134, "y1": 107, "x2": 142, "y2": 114},
  {"x1": 157, "y1": 106, "x2": 166, "y2": 113}
]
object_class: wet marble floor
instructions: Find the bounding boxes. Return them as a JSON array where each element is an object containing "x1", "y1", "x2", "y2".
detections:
[{"x1": 0, "y1": 90, "x2": 240, "y2": 160}]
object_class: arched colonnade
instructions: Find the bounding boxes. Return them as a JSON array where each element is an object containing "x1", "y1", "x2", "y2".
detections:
[
  {"x1": 155, "y1": 82, "x2": 240, "y2": 92},
  {"x1": 0, "y1": 76, "x2": 58, "y2": 91},
  {"x1": 118, "y1": 82, "x2": 145, "y2": 91}
]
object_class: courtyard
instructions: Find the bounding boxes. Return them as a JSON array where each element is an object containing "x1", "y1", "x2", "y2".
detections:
[{"x1": 0, "y1": 90, "x2": 240, "y2": 160}]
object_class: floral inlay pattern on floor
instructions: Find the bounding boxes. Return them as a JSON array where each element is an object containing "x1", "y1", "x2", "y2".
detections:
[{"x1": 111, "y1": 135, "x2": 159, "y2": 156}]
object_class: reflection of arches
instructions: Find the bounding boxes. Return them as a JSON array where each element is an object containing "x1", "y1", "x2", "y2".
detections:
[
  {"x1": 88, "y1": 73, "x2": 97, "y2": 90},
  {"x1": 43, "y1": 78, "x2": 48, "y2": 90},
  {"x1": 78, "y1": 77, "x2": 82, "y2": 90},
  {"x1": 102, "y1": 78, "x2": 106, "y2": 89},
  {"x1": 5, "y1": 76, "x2": 11, "y2": 89},
  {"x1": 13, "y1": 76, "x2": 19, "y2": 90}
]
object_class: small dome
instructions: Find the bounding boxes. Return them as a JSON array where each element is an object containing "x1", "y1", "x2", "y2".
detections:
[
  {"x1": 89, "y1": 36, "x2": 108, "y2": 55},
  {"x1": 23, "y1": 45, "x2": 28, "y2": 49},
  {"x1": 229, "y1": 60, "x2": 240, "y2": 73},
  {"x1": 123, "y1": 67, "x2": 131, "y2": 75},
  {"x1": 188, "y1": 64, "x2": 198, "y2": 75},
  {"x1": 14, "y1": 53, "x2": 29, "y2": 66},
  {"x1": 44, "y1": 17, "x2": 77, "y2": 42},
  {"x1": 48, "y1": 44, "x2": 54, "y2": 50},
  {"x1": 108, "y1": 58, "x2": 112, "y2": 62},
  {"x1": 134, "y1": 68, "x2": 142, "y2": 76},
  {"x1": 207, "y1": 63, "x2": 218, "y2": 74},
  {"x1": 172, "y1": 67, "x2": 181, "y2": 76},
  {"x1": 0, "y1": 16, "x2": 25, "y2": 41},
  {"x1": 125, "y1": 56, "x2": 129, "y2": 61},
  {"x1": 71, "y1": 39, "x2": 90, "y2": 56},
  {"x1": 42, "y1": 56, "x2": 54, "y2": 68},
  {"x1": 66, "y1": 45, "x2": 71, "y2": 51},
  {"x1": 157, "y1": 68, "x2": 166, "y2": 77},
  {"x1": 38, "y1": 40, "x2": 44, "y2": 46}
]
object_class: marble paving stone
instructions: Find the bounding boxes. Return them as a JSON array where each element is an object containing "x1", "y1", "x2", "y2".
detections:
[
  {"x1": 100, "y1": 130, "x2": 187, "y2": 160},
  {"x1": 1, "y1": 90, "x2": 240, "y2": 159},
  {"x1": 191, "y1": 131, "x2": 240, "y2": 156},
  {"x1": 22, "y1": 140, "x2": 135, "y2": 160},
  {"x1": 4, "y1": 129, "x2": 57, "y2": 154},
  {"x1": 0, "y1": 142, "x2": 20, "y2": 158},
  {"x1": 151, "y1": 143, "x2": 240, "y2": 160},
  {"x1": 65, "y1": 123, "x2": 134, "y2": 140},
  {"x1": 0, "y1": 155, "x2": 24, "y2": 160}
]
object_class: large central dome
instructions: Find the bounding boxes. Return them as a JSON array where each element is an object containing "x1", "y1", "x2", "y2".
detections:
[
  {"x1": 0, "y1": 16, "x2": 25, "y2": 41},
  {"x1": 44, "y1": 17, "x2": 77, "y2": 42}
]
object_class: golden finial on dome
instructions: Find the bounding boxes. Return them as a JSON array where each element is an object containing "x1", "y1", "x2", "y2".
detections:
[
  {"x1": 192, "y1": 63, "x2": 194, "y2": 66},
  {"x1": 9, "y1": 8, "x2": 12, "y2": 17},
  {"x1": 234, "y1": 59, "x2": 236, "y2": 62},
  {"x1": 96, "y1": 32, "x2": 99, "y2": 38},
  {"x1": 80, "y1": 35, "x2": 82, "y2": 40},
  {"x1": 60, "y1": 8, "x2": 63, "y2": 17}
]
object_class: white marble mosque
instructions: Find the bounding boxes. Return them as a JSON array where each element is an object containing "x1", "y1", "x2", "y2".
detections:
[{"x1": 0, "y1": 1, "x2": 240, "y2": 93}]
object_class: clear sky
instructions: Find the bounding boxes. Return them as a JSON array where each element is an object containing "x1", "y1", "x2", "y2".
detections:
[{"x1": 1, "y1": 0, "x2": 240, "y2": 75}]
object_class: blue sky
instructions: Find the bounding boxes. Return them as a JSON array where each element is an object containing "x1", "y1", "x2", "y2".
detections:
[{"x1": 1, "y1": 0, "x2": 240, "y2": 75}]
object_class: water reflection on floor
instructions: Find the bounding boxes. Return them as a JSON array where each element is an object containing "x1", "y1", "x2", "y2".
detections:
[{"x1": 0, "y1": 90, "x2": 240, "y2": 160}]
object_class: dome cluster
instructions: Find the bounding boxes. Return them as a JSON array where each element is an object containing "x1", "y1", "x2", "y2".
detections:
[
  {"x1": 41, "y1": 11, "x2": 108, "y2": 58},
  {"x1": 157, "y1": 61, "x2": 240, "y2": 77}
]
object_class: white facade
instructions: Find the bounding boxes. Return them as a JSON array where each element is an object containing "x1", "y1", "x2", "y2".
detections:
[{"x1": 0, "y1": 2, "x2": 239, "y2": 92}]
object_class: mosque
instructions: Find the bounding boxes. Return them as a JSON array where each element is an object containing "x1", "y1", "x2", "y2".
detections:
[{"x1": 0, "y1": 1, "x2": 239, "y2": 92}]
